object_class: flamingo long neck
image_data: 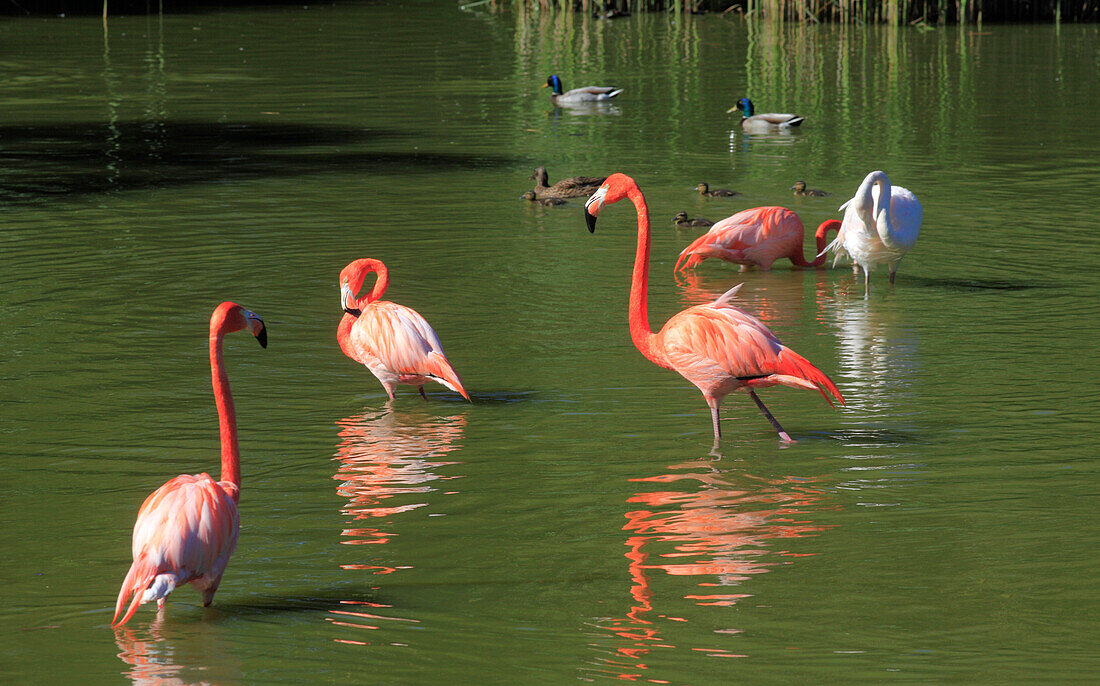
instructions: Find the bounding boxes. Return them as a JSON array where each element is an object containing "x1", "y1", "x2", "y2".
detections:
[
  {"x1": 209, "y1": 327, "x2": 240, "y2": 498},
  {"x1": 360, "y1": 261, "x2": 389, "y2": 305},
  {"x1": 791, "y1": 220, "x2": 842, "y2": 267},
  {"x1": 625, "y1": 186, "x2": 664, "y2": 367}
]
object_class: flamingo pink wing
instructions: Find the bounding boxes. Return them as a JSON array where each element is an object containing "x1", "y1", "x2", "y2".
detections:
[{"x1": 676, "y1": 207, "x2": 801, "y2": 271}]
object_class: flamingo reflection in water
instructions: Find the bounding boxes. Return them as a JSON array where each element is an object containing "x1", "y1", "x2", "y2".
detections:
[
  {"x1": 114, "y1": 616, "x2": 240, "y2": 685},
  {"x1": 586, "y1": 461, "x2": 835, "y2": 680},
  {"x1": 328, "y1": 407, "x2": 466, "y2": 641}
]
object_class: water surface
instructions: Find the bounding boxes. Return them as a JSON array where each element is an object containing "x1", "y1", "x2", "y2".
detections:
[{"x1": 2, "y1": 4, "x2": 1098, "y2": 683}]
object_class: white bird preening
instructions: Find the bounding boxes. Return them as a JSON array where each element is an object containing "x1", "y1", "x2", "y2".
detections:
[{"x1": 819, "y1": 170, "x2": 922, "y2": 293}]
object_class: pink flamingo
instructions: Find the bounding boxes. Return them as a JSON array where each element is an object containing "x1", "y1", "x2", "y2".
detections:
[
  {"x1": 584, "y1": 174, "x2": 844, "y2": 442},
  {"x1": 112, "y1": 302, "x2": 267, "y2": 627},
  {"x1": 674, "y1": 206, "x2": 841, "y2": 273},
  {"x1": 338, "y1": 258, "x2": 469, "y2": 401}
]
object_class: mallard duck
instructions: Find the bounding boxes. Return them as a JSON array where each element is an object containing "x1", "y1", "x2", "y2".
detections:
[
  {"x1": 673, "y1": 211, "x2": 714, "y2": 229},
  {"x1": 530, "y1": 167, "x2": 606, "y2": 199},
  {"x1": 696, "y1": 182, "x2": 739, "y2": 198},
  {"x1": 543, "y1": 75, "x2": 623, "y2": 106},
  {"x1": 791, "y1": 180, "x2": 832, "y2": 197},
  {"x1": 521, "y1": 190, "x2": 567, "y2": 206},
  {"x1": 728, "y1": 98, "x2": 805, "y2": 130}
]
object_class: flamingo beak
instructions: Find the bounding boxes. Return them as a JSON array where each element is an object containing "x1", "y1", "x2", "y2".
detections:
[
  {"x1": 584, "y1": 186, "x2": 608, "y2": 233},
  {"x1": 341, "y1": 283, "x2": 362, "y2": 317},
  {"x1": 244, "y1": 310, "x2": 267, "y2": 349}
]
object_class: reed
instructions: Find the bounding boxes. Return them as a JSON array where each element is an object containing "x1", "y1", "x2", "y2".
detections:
[{"x1": 506, "y1": 0, "x2": 1099, "y2": 22}]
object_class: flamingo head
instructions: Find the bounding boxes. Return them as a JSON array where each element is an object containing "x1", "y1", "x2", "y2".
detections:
[
  {"x1": 213, "y1": 302, "x2": 267, "y2": 348},
  {"x1": 726, "y1": 97, "x2": 753, "y2": 116},
  {"x1": 583, "y1": 172, "x2": 637, "y2": 232},
  {"x1": 543, "y1": 75, "x2": 564, "y2": 95},
  {"x1": 339, "y1": 258, "x2": 389, "y2": 316}
]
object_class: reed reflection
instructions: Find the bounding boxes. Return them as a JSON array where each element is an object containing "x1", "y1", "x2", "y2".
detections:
[
  {"x1": 328, "y1": 407, "x2": 466, "y2": 638},
  {"x1": 586, "y1": 460, "x2": 835, "y2": 679}
]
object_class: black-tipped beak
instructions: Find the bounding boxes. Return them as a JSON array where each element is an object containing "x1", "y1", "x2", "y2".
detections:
[
  {"x1": 585, "y1": 208, "x2": 598, "y2": 233},
  {"x1": 256, "y1": 325, "x2": 268, "y2": 349},
  {"x1": 343, "y1": 306, "x2": 362, "y2": 317}
]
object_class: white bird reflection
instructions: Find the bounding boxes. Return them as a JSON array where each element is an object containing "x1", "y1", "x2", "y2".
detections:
[
  {"x1": 327, "y1": 406, "x2": 466, "y2": 640},
  {"x1": 830, "y1": 295, "x2": 920, "y2": 417},
  {"x1": 584, "y1": 460, "x2": 835, "y2": 679}
]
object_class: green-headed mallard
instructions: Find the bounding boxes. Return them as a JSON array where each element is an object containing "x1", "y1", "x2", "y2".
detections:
[
  {"x1": 544, "y1": 75, "x2": 623, "y2": 106},
  {"x1": 530, "y1": 166, "x2": 606, "y2": 199},
  {"x1": 729, "y1": 98, "x2": 805, "y2": 130}
]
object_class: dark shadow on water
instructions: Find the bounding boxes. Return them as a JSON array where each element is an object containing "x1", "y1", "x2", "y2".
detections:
[
  {"x1": 903, "y1": 275, "x2": 1050, "y2": 292},
  {"x1": 212, "y1": 587, "x2": 392, "y2": 618},
  {"x1": 0, "y1": 120, "x2": 516, "y2": 202},
  {"x1": 467, "y1": 390, "x2": 539, "y2": 404}
]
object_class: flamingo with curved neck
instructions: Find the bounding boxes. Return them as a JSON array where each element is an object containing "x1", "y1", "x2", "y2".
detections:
[
  {"x1": 820, "y1": 170, "x2": 922, "y2": 293},
  {"x1": 338, "y1": 258, "x2": 469, "y2": 402},
  {"x1": 674, "y1": 206, "x2": 841, "y2": 273},
  {"x1": 113, "y1": 301, "x2": 267, "y2": 626},
  {"x1": 585, "y1": 174, "x2": 844, "y2": 442}
]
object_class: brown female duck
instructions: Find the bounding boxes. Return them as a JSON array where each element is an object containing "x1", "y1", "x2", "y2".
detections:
[
  {"x1": 695, "y1": 182, "x2": 739, "y2": 198},
  {"x1": 673, "y1": 211, "x2": 714, "y2": 229},
  {"x1": 530, "y1": 166, "x2": 606, "y2": 199},
  {"x1": 521, "y1": 190, "x2": 567, "y2": 206},
  {"x1": 791, "y1": 180, "x2": 832, "y2": 197}
]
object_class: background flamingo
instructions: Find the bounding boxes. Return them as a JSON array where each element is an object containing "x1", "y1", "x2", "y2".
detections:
[
  {"x1": 584, "y1": 174, "x2": 844, "y2": 442},
  {"x1": 112, "y1": 301, "x2": 267, "y2": 627},
  {"x1": 338, "y1": 258, "x2": 469, "y2": 401},
  {"x1": 675, "y1": 206, "x2": 841, "y2": 273},
  {"x1": 820, "y1": 170, "x2": 923, "y2": 292}
]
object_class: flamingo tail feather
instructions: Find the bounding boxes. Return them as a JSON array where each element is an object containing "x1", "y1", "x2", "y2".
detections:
[{"x1": 424, "y1": 352, "x2": 470, "y2": 401}]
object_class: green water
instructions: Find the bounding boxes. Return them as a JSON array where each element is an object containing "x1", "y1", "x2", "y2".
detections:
[{"x1": 2, "y1": 3, "x2": 1099, "y2": 683}]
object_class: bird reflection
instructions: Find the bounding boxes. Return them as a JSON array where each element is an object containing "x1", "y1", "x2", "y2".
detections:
[
  {"x1": 114, "y1": 615, "x2": 238, "y2": 685},
  {"x1": 586, "y1": 460, "x2": 835, "y2": 679},
  {"x1": 675, "y1": 270, "x2": 817, "y2": 330},
  {"x1": 328, "y1": 406, "x2": 466, "y2": 638},
  {"x1": 829, "y1": 294, "x2": 919, "y2": 419}
]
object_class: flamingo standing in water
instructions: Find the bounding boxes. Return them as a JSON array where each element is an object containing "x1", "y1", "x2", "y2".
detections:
[
  {"x1": 113, "y1": 302, "x2": 267, "y2": 626},
  {"x1": 675, "y1": 206, "x2": 841, "y2": 274},
  {"x1": 338, "y1": 258, "x2": 469, "y2": 401},
  {"x1": 820, "y1": 170, "x2": 923, "y2": 293},
  {"x1": 584, "y1": 174, "x2": 844, "y2": 442}
]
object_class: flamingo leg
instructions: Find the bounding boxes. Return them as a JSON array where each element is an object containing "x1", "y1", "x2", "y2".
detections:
[
  {"x1": 748, "y1": 390, "x2": 794, "y2": 443},
  {"x1": 889, "y1": 268, "x2": 897, "y2": 285},
  {"x1": 707, "y1": 398, "x2": 722, "y2": 439},
  {"x1": 419, "y1": 386, "x2": 428, "y2": 400}
]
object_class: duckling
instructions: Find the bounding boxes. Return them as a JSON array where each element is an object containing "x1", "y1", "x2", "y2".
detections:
[
  {"x1": 790, "y1": 180, "x2": 832, "y2": 197},
  {"x1": 673, "y1": 211, "x2": 714, "y2": 229},
  {"x1": 530, "y1": 166, "x2": 606, "y2": 199},
  {"x1": 728, "y1": 98, "x2": 805, "y2": 130},
  {"x1": 696, "y1": 182, "x2": 739, "y2": 198},
  {"x1": 521, "y1": 190, "x2": 567, "y2": 206},
  {"x1": 543, "y1": 75, "x2": 623, "y2": 106}
]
